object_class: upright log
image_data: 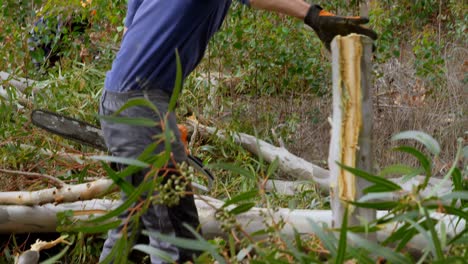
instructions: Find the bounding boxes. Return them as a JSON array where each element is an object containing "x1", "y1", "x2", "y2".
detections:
[{"x1": 328, "y1": 34, "x2": 375, "y2": 229}]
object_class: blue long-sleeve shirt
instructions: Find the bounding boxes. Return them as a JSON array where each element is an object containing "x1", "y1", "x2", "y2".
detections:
[{"x1": 105, "y1": 0, "x2": 249, "y2": 94}]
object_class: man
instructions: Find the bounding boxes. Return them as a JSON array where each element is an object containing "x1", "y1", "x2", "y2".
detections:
[{"x1": 99, "y1": 0, "x2": 377, "y2": 263}]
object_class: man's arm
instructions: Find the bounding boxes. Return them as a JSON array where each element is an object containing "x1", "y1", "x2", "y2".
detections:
[
  {"x1": 249, "y1": 0, "x2": 310, "y2": 20},
  {"x1": 249, "y1": 0, "x2": 377, "y2": 50}
]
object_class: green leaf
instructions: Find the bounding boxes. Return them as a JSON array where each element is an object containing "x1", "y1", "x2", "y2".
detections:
[
  {"x1": 394, "y1": 146, "x2": 431, "y2": 178},
  {"x1": 451, "y1": 168, "x2": 463, "y2": 192},
  {"x1": 99, "y1": 115, "x2": 157, "y2": 127},
  {"x1": 405, "y1": 218, "x2": 437, "y2": 257},
  {"x1": 133, "y1": 244, "x2": 174, "y2": 263},
  {"x1": 394, "y1": 145, "x2": 433, "y2": 189},
  {"x1": 229, "y1": 202, "x2": 256, "y2": 215},
  {"x1": 380, "y1": 164, "x2": 418, "y2": 177},
  {"x1": 430, "y1": 139, "x2": 464, "y2": 197},
  {"x1": 428, "y1": 204, "x2": 468, "y2": 220},
  {"x1": 396, "y1": 229, "x2": 419, "y2": 251},
  {"x1": 91, "y1": 155, "x2": 150, "y2": 168},
  {"x1": 441, "y1": 191, "x2": 468, "y2": 201},
  {"x1": 266, "y1": 157, "x2": 280, "y2": 178},
  {"x1": 338, "y1": 163, "x2": 401, "y2": 192},
  {"x1": 422, "y1": 207, "x2": 444, "y2": 260},
  {"x1": 144, "y1": 231, "x2": 209, "y2": 251},
  {"x1": 358, "y1": 192, "x2": 396, "y2": 203},
  {"x1": 343, "y1": 225, "x2": 381, "y2": 233},
  {"x1": 144, "y1": 224, "x2": 226, "y2": 264},
  {"x1": 434, "y1": 257, "x2": 467, "y2": 264},
  {"x1": 400, "y1": 168, "x2": 424, "y2": 183},
  {"x1": 112, "y1": 97, "x2": 159, "y2": 116},
  {"x1": 61, "y1": 220, "x2": 121, "y2": 233},
  {"x1": 208, "y1": 162, "x2": 254, "y2": 179},
  {"x1": 278, "y1": 232, "x2": 313, "y2": 263},
  {"x1": 363, "y1": 184, "x2": 398, "y2": 194},
  {"x1": 168, "y1": 49, "x2": 182, "y2": 112},
  {"x1": 162, "y1": 117, "x2": 173, "y2": 161},
  {"x1": 348, "y1": 233, "x2": 411, "y2": 264},
  {"x1": 99, "y1": 236, "x2": 127, "y2": 264},
  {"x1": 336, "y1": 206, "x2": 348, "y2": 264},
  {"x1": 389, "y1": 210, "x2": 420, "y2": 223},
  {"x1": 236, "y1": 245, "x2": 254, "y2": 262},
  {"x1": 463, "y1": 146, "x2": 468, "y2": 159},
  {"x1": 392, "y1": 130, "x2": 441, "y2": 156},
  {"x1": 307, "y1": 220, "x2": 337, "y2": 257},
  {"x1": 102, "y1": 161, "x2": 134, "y2": 195},
  {"x1": 382, "y1": 222, "x2": 412, "y2": 245},
  {"x1": 223, "y1": 190, "x2": 258, "y2": 208},
  {"x1": 83, "y1": 180, "x2": 154, "y2": 224},
  {"x1": 39, "y1": 245, "x2": 70, "y2": 264},
  {"x1": 39, "y1": 235, "x2": 74, "y2": 264},
  {"x1": 344, "y1": 246, "x2": 374, "y2": 264}
]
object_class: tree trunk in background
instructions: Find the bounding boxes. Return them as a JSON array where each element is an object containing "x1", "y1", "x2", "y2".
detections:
[
  {"x1": 360, "y1": 0, "x2": 370, "y2": 17},
  {"x1": 328, "y1": 34, "x2": 375, "y2": 234}
]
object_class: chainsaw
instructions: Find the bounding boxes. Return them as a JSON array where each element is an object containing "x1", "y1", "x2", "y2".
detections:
[{"x1": 31, "y1": 109, "x2": 214, "y2": 190}]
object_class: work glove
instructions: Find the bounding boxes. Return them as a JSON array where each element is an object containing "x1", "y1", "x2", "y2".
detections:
[{"x1": 304, "y1": 5, "x2": 378, "y2": 51}]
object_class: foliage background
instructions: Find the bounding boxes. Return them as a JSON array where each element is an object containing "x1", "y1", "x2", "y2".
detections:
[{"x1": 0, "y1": 0, "x2": 466, "y2": 263}]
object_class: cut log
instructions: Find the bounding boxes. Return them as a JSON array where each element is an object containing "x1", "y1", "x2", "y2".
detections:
[{"x1": 0, "y1": 198, "x2": 464, "y2": 252}]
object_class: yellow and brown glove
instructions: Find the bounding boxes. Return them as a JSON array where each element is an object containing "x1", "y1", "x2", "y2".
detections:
[{"x1": 304, "y1": 5, "x2": 378, "y2": 50}]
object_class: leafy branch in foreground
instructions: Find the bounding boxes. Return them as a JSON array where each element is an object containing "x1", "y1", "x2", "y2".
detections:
[{"x1": 333, "y1": 131, "x2": 467, "y2": 263}]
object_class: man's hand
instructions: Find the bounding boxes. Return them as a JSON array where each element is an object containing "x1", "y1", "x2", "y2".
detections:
[{"x1": 304, "y1": 5, "x2": 378, "y2": 50}]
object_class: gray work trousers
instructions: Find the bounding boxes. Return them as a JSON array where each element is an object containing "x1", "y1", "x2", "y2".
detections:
[{"x1": 98, "y1": 89, "x2": 201, "y2": 264}]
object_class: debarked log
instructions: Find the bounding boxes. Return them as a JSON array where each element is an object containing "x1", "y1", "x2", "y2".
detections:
[
  {"x1": 0, "y1": 179, "x2": 115, "y2": 206},
  {"x1": 0, "y1": 173, "x2": 452, "y2": 209},
  {"x1": 0, "y1": 198, "x2": 464, "y2": 251}
]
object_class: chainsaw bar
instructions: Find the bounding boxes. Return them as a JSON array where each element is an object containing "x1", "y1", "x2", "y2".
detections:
[
  {"x1": 31, "y1": 109, "x2": 107, "y2": 150},
  {"x1": 31, "y1": 109, "x2": 214, "y2": 189}
]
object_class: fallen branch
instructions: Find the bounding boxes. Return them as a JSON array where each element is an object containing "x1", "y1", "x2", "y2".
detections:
[
  {"x1": 0, "y1": 176, "x2": 209, "y2": 205},
  {"x1": 0, "y1": 179, "x2": 115, "y2": 206},
  {"x1": 0, "y1": 85, "x2": 29, "y2": 108},
  {"x1": 0, "y1": 170, "x2": 451, "y2": 209},
  {"x1": 0, "y1": 169, "x2": 65, "y2": 188},
  {"x1": 187, "y1": 119, "x2": 330, "y2": 190},
  {"x1": 0, "y1": 198, "x2": 464, "y2": 252},
  {"x1": 0, "y1": 71, "x2": 38, "y2": 93},
  {"x1": 187, "y1": 121, "x2": 452, "y2": 199},
  {"x1": 18, "y1": 143, "x2": 96, "y2": 164}
]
